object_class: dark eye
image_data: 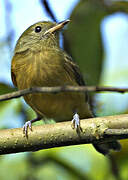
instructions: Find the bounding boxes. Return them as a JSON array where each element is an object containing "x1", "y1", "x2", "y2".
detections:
[{"x1": 35, "y1": 26, "x2": 42, "y2": 33}]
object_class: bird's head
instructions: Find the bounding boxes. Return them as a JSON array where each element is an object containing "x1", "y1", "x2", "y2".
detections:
[{"x1": 15, "y1": 20, "x2": 70, "y2": 53}]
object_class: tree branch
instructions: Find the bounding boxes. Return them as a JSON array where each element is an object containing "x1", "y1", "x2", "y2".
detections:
[
  {"x1": 0, "y1": 86, "x2": 128, "y2": 102},
  {"x1": 0, "y1": 114, "x2": 128, "y2": 155}
]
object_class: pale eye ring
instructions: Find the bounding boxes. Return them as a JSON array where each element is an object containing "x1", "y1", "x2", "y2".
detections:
[{"x1": 35, "y1": 26, "x2": 42, "y2": 33}]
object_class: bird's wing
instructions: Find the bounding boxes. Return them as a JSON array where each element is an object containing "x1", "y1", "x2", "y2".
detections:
[
  {"x1": 63, "y1": 52, "x2": 88, "y2": 101},
  {"x1": 11, "y1": 49, "x2": 30, "y2": 87},
  {"x1": 11, "y1": 61, "x2": 17, "y2": 87}
]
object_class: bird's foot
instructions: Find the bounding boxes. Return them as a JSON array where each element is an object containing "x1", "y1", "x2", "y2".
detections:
[
  {"x1": 23, "y1": 117, "x2": 41, "y2": 137},
  {"x1": 23, "y1": 121, "x2": 32, "y2": 137},
  {"x1": 72, "y1": 112, "x2": 80, "y2": 129}
]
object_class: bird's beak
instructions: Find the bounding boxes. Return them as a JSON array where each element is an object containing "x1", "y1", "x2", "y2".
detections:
[{"x1": 44, "y1": 19, "x2": 70, "y2": 35}]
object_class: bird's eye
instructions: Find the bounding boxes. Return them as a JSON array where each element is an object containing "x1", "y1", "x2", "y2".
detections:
[{"x1": 35, "y1": 26, "x2": 42, "y2": 33}]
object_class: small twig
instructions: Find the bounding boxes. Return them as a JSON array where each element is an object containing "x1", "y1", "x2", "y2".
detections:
[
  {"x1": 104, "y1": 129, "x2": 128, "y2": 138},
  {"x1": 28, "y1": 154, "x2": 88, "y2": 180},
  {"x1": 40, "y1": 0, "x2": 57, "y2": 22},
  {"x1": 0, "y1": 86, "x2": 128, "y2": 102},
  {"x1": 108, "y1": 154, "x2": 122, "y2": 180}
]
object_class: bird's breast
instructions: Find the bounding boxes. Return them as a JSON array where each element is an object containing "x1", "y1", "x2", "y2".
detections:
[{"x1": 16, "y1": 50, "x2": 76, "y2": 89}]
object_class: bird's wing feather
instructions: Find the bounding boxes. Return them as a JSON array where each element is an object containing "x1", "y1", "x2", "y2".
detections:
[
  {"x1": 11, "y1": 49, "x2": 30, "y2": 87},
  {"x1": 11, "y1": 70, "x2": 17, "y2": 87},
  {"x1": 63, "y1": 52, "x2": 88, "y2": 101},
  {"x1": 11, "y1": 58, "x2": 17, "y2": 87}
]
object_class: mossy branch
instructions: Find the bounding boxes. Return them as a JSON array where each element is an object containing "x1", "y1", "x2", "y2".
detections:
[{"x1": 1, "y1": 114, "x2": 128, "y2": 155}]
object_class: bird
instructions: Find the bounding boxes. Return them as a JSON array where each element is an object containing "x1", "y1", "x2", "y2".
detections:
[{"x1": 11, "y1": 20, "x2": 121, "y2": 155}]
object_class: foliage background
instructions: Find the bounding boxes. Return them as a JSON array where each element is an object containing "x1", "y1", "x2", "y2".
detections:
[{"x1": 1, "y1": 0, "x2": 128, "y2": 179}]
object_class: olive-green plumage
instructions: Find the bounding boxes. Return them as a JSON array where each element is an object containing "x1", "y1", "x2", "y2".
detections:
[{"x1": 11, "y1": 20, "x2": 121, "y2": 155}]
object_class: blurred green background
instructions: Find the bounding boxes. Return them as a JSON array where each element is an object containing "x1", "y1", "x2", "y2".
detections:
[{"x1": 1, "y1": 0, "x2": 128, "y2": 179}]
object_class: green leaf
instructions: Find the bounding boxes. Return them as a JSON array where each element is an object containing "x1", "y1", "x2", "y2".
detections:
[
  {"x1": 108, "y1": 1, "x2": 128, "y2": 14},
  {"x1": 0, "y1": 83, "x2": 16, "y2": 112},
  {"x1": 0, "y1": 83, "x2": 16, "y2": 95},
  {"x1": 64, "y1": 0, "x2": 106, "y2": 86},
  {"x1": 64, "y1": 0, "x2": 128, "y2": 86}
]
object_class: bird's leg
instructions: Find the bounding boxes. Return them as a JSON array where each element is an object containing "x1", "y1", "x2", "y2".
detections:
[
  {"x1": 72, "y1": 112, "x2": 80, "y2": 129},
  {"x1": 23, "y1": 116, "x2": 42, "y2": 137}
]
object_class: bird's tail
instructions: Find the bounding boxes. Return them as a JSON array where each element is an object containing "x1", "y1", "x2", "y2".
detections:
[{"x1": 93, "y1": 141, "x2": 121, "y2": 155}]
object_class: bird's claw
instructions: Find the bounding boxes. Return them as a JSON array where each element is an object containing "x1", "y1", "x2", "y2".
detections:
[
  {"x1": 23, "y1": 121, "x2": 32, "y2": 137},
  {"x1": 72, "y1": 113, "x2": 80, "y2": 129}
]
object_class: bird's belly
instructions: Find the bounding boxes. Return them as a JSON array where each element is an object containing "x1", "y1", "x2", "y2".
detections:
[{"x1": 24, "y1": 92, "x2": 92, "y2": 121}]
